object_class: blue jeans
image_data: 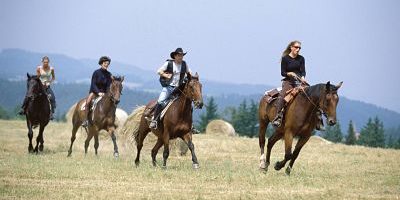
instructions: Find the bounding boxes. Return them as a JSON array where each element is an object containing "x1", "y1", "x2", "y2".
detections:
[
  {"x1": 46, "y1": 87, "x2": 56, "y2": 113},
  {"x1": 157, "y1": 86, "x2": 175, "y2": 105}
]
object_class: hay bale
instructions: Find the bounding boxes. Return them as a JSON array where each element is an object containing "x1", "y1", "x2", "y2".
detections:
[
  {"x1": 115, "y1": 108, "x2": 128, "y2": 129},
  {"x1": 206, "y1": 119, "x2": 236, "y2": 136}
]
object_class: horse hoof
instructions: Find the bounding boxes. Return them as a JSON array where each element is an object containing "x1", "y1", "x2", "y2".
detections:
[
  {"x1": 113, "y1": 152, "x2": 119, "y2": 158},
  {"x1": 274, "y1": 162, "x2": 282, "y2": 171},
  {"x1": 39, "y1": 145, "x2": 44, "y2": 152},
  {"x1": 285, "y1": 166, "x2": 291, "y2": 176},
  {"x1": 193, "y1": 163, "x2": 200, "y2": 169},
  {"x1": 134, "y1": 160, "x2": 140, "y2": 167}
]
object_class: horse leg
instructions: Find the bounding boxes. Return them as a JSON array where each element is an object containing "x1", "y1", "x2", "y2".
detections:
[
  {"x1": 258, "y1": 119, "x2": 268, "y2": 169},
  {"x1": 134, "y1": 123, "x2": 150, "y2": 166},
  {"x1": 108, "y1": 127, "x2": 119, "y2": 158},
  {"x1": 151, "y1": 138, "x2": 164, "y2": 167},
  {"x1": 67, "y1": 125, "x2": 79, "y2": 157},
  {"x1": 182, "y1": 133, "x2": 199, "y2": 169},
  {"x1": 265, "y1": 131, "x2": 283, "y2": 172},
  {"x1": 275, "y1": 131, "x2": 293, "y2": 172},
  {"x1": 84, "y1": 128, "x2": 94, "y2": 155},
  {"x1": 162, "y1": 131, "x2": 170, "y2": 168},
  {"x1": 27, "y1": 121, "x2": 34, "y2": 153},
  {"x1": 286, "y1": 135, "x2": 310, "y2": 175},
  {"x1": 38, "y1": 124, "x2": 45, "y2": 152},
  {"x1": 34, "y1": 125, "x2": 45, "y2": 154},
  {"x1": 94, "y1": 133, "x2": 99, "y2": 156}
]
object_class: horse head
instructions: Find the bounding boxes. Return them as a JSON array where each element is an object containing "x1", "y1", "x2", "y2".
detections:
[
  {"x1": 109, "y1": 76, "x2": 124, "y2": 105},
  {"x1": 184, "y1": 72, "x2": 203, "y2": 109},
  {"x1": 26, "y1": 73, "x2": 45, "y2": 100},
  {"x1": 319, "y1": 81, "x2": 343, "y2": 126}
]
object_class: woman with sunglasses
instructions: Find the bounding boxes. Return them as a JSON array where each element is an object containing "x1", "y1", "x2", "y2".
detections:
[{"x1": 272, "y1": 41, "x2": 324, "y2": 130}]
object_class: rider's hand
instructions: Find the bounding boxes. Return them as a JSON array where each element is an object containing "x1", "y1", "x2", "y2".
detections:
[
  {"x1": 287, "y1": 72, "x2": 297, "y2": 78},
  {"x1": 98, "y1": 92, "x2": 104, "y2": 97},
  {"x1": 163, "y1": 73, "x2": 172, "y2": 79}
]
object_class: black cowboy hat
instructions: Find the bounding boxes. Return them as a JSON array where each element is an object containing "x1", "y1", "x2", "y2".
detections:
[
  {"x1": 170, "y1": 48, "x2": 187, "y2": 59},
  {"x1": 98, "y1": 56, "x2": 111, "y2": 65}
]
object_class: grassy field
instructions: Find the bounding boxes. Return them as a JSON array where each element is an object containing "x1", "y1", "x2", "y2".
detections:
[{"x1": 0, "y1": 120, "x2": 399, "y2": 199}]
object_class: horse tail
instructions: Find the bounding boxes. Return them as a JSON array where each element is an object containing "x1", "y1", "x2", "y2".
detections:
[{"x1": 119, "y1": 106, "x2": 146, "y2": 146}]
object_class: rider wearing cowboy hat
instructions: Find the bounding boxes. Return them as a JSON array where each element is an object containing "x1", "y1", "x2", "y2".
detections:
[{"x1": 149, "y1": 47, "x2": 193, "y2": 129}]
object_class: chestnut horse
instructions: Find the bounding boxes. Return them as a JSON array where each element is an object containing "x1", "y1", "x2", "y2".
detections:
[
  {"x1": 259, "y1": 81, "x2": 342, "y2": 175},
  {"x1": 68, "y1": 76, "x2": 124, "y2": 158},
  {"x1": 24, "y1": 73, "x2": 51, "y2": 153},
  {"x1": 134, "y1": 73, "x2": 203, "y2": 168}
]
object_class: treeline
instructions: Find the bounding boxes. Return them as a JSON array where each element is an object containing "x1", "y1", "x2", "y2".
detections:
[{"x1": 197, "y1": 97, "x2": 400, "y2": 150}]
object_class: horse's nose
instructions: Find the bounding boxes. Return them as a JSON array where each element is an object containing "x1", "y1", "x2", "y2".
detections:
[
  {"x1": 115, "y1": 100, "x2": 120, "y2": 105},
  {"x1": 328, "y1": 118, "x2": 336, "y2": 126},
  {"x1": 199, "y1": 101, "x2": 204, "y2": 109}
]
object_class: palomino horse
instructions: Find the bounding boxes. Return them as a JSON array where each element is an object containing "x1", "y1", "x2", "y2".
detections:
[
  {"x1": 68, "y1": 76, "x2": 124, "y2": 158},
  {"x1": 259, "y1": 81, "x2": 342, "y2": 175},
  {"x1": 24, "y1": 73, "x2": 51, "y2": 153},
  {"x1": 134, "y1": 73, "x2": 203, "y2": 168}
]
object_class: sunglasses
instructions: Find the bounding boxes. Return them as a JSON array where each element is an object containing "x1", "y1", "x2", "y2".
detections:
[{"x1": 292, "y1": 46, "x2": 301, "y2": 49}]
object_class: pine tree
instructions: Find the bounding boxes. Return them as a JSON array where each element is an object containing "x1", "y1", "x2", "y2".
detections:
[
  {"x1": 345, "y1": 120, "x2": 357, "y2": 145},
  {"x1": 0, "y1": 106, "x2": 10, "y2": 120},
  {"x1": 322, "y1": 121, "x2": 343, "y2": 143},
  {"x1": 198, "y1": 97, "x2": 219, "y2": 132},
  {"x1": 358, "y1": 116, "x2": 385, "y2": 148}
]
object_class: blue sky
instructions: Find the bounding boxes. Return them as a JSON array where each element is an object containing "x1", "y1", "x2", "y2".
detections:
[{"x1": 1, "y1": 0, "x2": 399, "y2": 112}]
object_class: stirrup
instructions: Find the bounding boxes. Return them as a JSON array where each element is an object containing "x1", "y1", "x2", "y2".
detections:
[
  {"x1": 149, "y1": 120, "x2": 157, "y2": 129},
  {"x1": 272, "y1": 117, "x2": 282, "y2": 127},
  {"x1": 82, "y1": 120, "x2": 89, "y2": 128}
]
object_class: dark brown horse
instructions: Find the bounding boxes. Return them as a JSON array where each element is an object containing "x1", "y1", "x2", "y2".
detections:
[
  {"x1": 68, "y1": 76, "x2": 124, "y2": 158},
  {"x1": 134, "y1": 73, "x2": 203, "y2": 168},
  {"x1": 24, "y1": 73, "x2": 51, "y2": 153},
  {"x1": 258, "y1": 81, "x2": 342, "y2": 175}
]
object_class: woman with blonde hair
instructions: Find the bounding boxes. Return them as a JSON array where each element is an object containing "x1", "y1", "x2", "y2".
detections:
[{"x1": 272, "y1": 41, "x2": 324, "y2": 130}]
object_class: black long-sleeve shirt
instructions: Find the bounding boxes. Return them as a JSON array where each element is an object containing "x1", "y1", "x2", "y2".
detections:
[
  {"x1": 281, "y1": 54, "x2": 306, "y2": 81},
  {"x1": 89, "y1": 68, "x2": 112, "y2": 94}
]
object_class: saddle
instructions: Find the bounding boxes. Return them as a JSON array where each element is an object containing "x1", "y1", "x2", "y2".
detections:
[
  {"x1": 263, "y1": 86, "x2": 304, "y2": 105},
  {"x1": 80, "y1": 96, "x2": 103, "y2": 121},
  {"x1": 80, "y1": 96, "x2": 102, "y2": 111},
  {"x1": 144, "y1": 97, "x2": 178, "y2": 120}
]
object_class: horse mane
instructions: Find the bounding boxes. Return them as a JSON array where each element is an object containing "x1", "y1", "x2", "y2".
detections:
[
  {"x1": 302, "y1": 83, "x2": 338, "y2": 101},
  {"x1": 112, "y1": 76, "x2": 124, "y2": 81}
]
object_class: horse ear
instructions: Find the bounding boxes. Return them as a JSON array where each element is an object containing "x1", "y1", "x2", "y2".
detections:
[
  {"x1": 121, "y1": 76, "x2": 124, "y2": 82},
  {"x1": 335, "y1": 81, "x2": 343, "y2": 90},
  {"x1": 27, "y1": 73, "x2": 31, "y2": 79},
  {"x1": 111, "y1": 76, "x2": 115, "y2": 81},
  {"x1": 195, "y1": 72, "x2": 199, "y2": 79},
  {"x1": 326, "y1": 81, "x2": 331, "y2": 92},
  {"x1": 187, "y1": 72, "x2": 192, "y2": 80}
]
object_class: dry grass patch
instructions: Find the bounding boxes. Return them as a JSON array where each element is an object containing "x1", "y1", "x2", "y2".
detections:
[{"x1": 0, "y1": 120, "x2": 399, "y2": 199}]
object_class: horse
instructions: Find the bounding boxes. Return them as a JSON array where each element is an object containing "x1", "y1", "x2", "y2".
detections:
[
  {"x1": 67, "y1": 76, "x2": 124, "y2": 158},
  {"x1": 258, "y1": 81, "x2": 343, "y2": 175},
  {"x1": 134, "y1": 73, "x2": 203, "y2": 168},
  {"x1": 24, "y1": 73, "x2": 51, "y2": 153}
]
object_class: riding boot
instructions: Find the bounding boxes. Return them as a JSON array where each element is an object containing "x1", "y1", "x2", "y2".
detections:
[
  {"x1": 272, "y1": 97, "x2": 285, "y2": 128},
  {"x1": 82, "y1": 100, "x2": 91, "y2": 128},
  {"x1": 315, "y1": 110, "x2": 325, "y2": 131},
  {"x1": 18, "y1": 97, "x2": 29, "y2": 115},
  {"x1": 149, "y1": 103, "x2": 162, "y2": 129}
]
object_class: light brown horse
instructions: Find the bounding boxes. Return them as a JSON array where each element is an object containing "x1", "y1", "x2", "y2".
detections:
[
  {"x1": 134, "y1": 73, "x2": 203, "y2": 168},
  {"x1": 68, "y1": 76, "x2": 124, "y2": 158},
  {"x1": 259, "y1": 81, "x2": 342, "y2": 175}
]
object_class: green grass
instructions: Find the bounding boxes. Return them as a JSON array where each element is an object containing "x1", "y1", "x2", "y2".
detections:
[{"x1": 0, "y1": 120, "x2": 399, "y2": 199}]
